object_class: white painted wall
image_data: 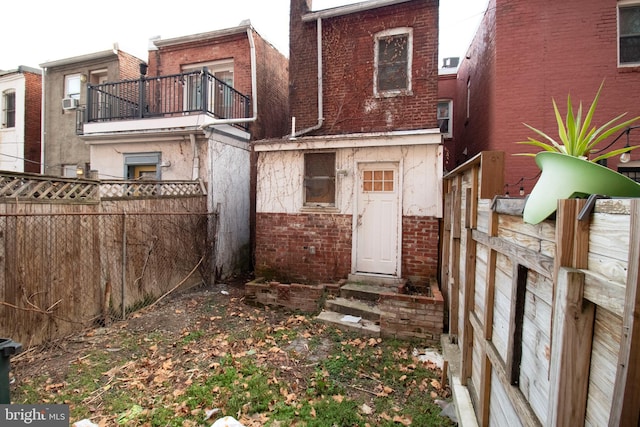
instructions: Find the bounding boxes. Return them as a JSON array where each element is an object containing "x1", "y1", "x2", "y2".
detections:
[
  {"x1": 89, "y1": 136, "x2": 208, "y2": 180},
  {"x1": 256, "y1": 133, "x2": 443, "y2": 218},
  {"x1": 88, "y1": 125, "x2": 251, "y2": 279},
  {"x1": 0, "y1": 73, "x2": 26, "y2": 172},
  {"x1": 207, "y1": 131, "x2": 251, "y2": 277}
]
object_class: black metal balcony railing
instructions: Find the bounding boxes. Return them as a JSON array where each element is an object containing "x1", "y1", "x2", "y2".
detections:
[{"x1": 82, "y1": 68, "x2": 251, "y2": 130}]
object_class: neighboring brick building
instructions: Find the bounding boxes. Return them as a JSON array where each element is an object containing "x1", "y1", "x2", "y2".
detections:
[
  {"x1": 0, "y1": 66, "x2": 42, "y2": 173},
  {"x1": 75, "y1": 23, "x2": 289, "y2": 279},
  {"x1": 254, "y1": 0, "x2": 443, "y2": 285},
  {"x1": 449, "y1": 0, "x2": 640, "y2": 193},
  {"x1": 40, "y1": 48, "x2": 144, "y2": 177}
]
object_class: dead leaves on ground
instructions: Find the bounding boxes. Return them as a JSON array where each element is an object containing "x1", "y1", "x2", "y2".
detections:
[{"x1": 13, "y1": 290, "x2": 451, "y2": 426}]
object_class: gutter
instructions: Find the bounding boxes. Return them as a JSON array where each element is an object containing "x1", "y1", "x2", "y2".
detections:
[{"x1": 291, "y1": 17, "x2": 324, "y2": 139}]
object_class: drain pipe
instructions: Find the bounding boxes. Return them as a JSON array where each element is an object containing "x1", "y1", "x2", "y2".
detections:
[
  {"x1": 40, "y1": 68, "x2": 46, "y2": 174},
  {"x1": 200, "y1": 26, "x2": 258, "y2": 128},
  {"x1": 292, "y1": 17, "x2": 324, "y2": 139},
  {"x1": 190, "y1": 133, "x2": 199, "y2": 180}
]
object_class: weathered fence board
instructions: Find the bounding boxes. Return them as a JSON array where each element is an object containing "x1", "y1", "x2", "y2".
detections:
[
  {"x1": 0, "y1": 176, "x2": 212, "y2": 347},
  {"x1": 442, "y1": 151, "x2": 639, "y2": 426}
]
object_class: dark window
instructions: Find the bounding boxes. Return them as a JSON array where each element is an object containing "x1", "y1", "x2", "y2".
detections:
[
  {"x1": 377, "y1": 34, "x2": 409, "y2": 92},
  {"x1": 3, "y1": 91, "x2": 15, "y2": 128},
  {"x1": 620, "y1": 5, "x2": 640, "y2": 65},
  {"x1": 304, "y1": 153, "x2": 335, "y2": 206},
  {"x1": 619, "y1": 166, "x2": 640, "y2": 183}
]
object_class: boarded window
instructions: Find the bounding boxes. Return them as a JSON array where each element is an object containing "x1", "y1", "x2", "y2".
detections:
[
  {"x1": 363, "y1": 170, "x2": 394, "y2": 192},
  {"x1": 304, "y1": 153, "x2": 335, "y2": 206}
]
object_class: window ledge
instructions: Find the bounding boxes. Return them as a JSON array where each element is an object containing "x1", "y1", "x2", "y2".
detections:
[
  {"x1": 300, "y1": 206, "x2": 341, "y2": 214},
  {"x1": 374, "y1": 90, "x2": 413, "y2": 99}
]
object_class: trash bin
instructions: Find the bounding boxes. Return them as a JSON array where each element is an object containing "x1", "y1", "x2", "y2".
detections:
[{"x1": 0, "y1": 338, "x2": 22, "y2": 404}]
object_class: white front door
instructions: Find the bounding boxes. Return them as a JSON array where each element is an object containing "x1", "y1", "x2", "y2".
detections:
[{"x1": 355, "y1": 163, "x2": 400, "y2": 275}]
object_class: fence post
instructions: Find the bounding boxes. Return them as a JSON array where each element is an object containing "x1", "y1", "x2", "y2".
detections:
[
  {"x1": 609, "y1": 199, "x2": 640, "y2": 426},
  {"x1": 122, "y1": 212, "x2": 127, "y2": 319},
  {"x1": 548, "y1": 199, "x2": 594, "y2": 427}
]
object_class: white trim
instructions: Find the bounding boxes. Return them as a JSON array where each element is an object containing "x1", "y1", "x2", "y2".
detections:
[
  {"x1": 438, "y1": 99, "x2": 453, "y2": 139},
  {"x1": 254, "y1": 129, "x2": 441, "y2": 152},
  {"x1": 302, "y1": 0, "x2": 413, "y2": 21},
  {"x1": 617, "y1": 1, "x2": 640, "y2": 67}
]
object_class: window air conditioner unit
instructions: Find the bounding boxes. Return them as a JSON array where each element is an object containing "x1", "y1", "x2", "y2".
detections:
[{"x1": 62, "y1": 97, "x2": 79, "y2": 110}]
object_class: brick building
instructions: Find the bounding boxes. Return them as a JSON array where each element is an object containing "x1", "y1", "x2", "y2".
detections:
[
  {"x1": 449, "y1": 0, "x2": 640, "y2": 193},
  {"x1": 254, "y1": 0, "x2": 442, "y2": 285},
  {"x1": 41, "y1": 48, "x2": 144, "y2": 177},
  {"x1": 0, "y1": 66, "x2": 41, "y2": 173},
  {"x1": 74, "y1": 22, "x2": 289, "y2": 279}
]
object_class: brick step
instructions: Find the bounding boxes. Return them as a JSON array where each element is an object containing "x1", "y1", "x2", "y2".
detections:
[
  {"x1": 316, "y1": 310, "x2": 380, "y2": 337},
  {"x1": 339, "y1": 282, "x2": 398, "y2": 301},
  {"x1": 324, "y1": 296, "x2": 381, "y2": 322}
]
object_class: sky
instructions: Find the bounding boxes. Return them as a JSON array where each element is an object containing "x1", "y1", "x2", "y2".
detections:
[{"x1": 1, "y1": 0, "x2": 488, "y2": 71}]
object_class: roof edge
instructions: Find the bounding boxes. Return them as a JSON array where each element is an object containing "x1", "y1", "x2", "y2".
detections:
[{"x1": 302, "y1": 0, "x2": 414, "y2": 21}]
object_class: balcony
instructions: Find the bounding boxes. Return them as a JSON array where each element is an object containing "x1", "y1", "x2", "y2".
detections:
[{"x1": 77, "y1": 68, "x2": 251, "y2": 134}]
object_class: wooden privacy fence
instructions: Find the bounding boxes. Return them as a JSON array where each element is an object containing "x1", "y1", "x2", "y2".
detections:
[
  {"x1": 441, "y1": 152, "x2": 640, "y2": 427},
  {"x1": 0, "y1": 173, "x2": 215, "y2": 348}
]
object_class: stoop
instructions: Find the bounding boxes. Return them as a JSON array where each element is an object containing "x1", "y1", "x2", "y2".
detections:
[{"x1": 315, "y1": 279, "x2": 399, "y2": 337}]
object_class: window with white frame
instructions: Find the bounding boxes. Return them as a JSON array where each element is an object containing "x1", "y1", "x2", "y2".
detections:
[
  {"x1": 304, "y1": 152, "x2": 336, "y2": 207},
  {"x1": 64, "y1": 74, "x2": 82, "y2": 100},
  {"x1": 438, "y1": 100, "x2": 453, "y2": 138},
  {"x1": 182, "y1": 59, "x2": 234, "y2": 115},
  {"x1": 374, "y1": 28, "x2": 413, "y2": 97},
  {"x1": 2, "y1": 90, "x2": 15, "y2": 128},
  {"x1": 619, "y1": 2, "x2": 640, "y2": 65}
]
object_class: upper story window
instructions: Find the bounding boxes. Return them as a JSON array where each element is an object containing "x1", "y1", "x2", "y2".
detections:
[
  {"x1": 374, "y1": 28, "x2": 413, "y2": 97},
  {"x1": 64, "y1": 74, "x2": 82, "y2": 100},
  {"x1": 2, "y1": 90, "x2": 16, "y2": 128},
  {"x1": 619, "y1": 2, "x2": 640, "y2": 66},
  {"x1": 304, "y1": 152, "x2": 336, "y2": 207},
  {"x1": 438, "y1": 100, "x2": 453, "y2": 138},
  {"x1": 182, "y1": 59, "x2": 234, "y2": 114}
]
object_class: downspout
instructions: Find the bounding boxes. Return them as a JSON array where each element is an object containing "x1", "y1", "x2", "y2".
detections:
[
  {"x1": 200, "y1": 26, "x2": 258, "y2": 128},
  {"x1": 40, "y1": 68, "x2": 46, "y2": 174},
  {"x1": 292, "y1": 17, "x2": 324, "y2": 138},
  {"x1": 190, "y1": 133, "x2": 199, "y2": 180}
]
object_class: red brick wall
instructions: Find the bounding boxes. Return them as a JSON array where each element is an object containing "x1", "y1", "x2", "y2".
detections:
[
  {"x1": 289, "y1": 0, "x2": 439, "y2": 135},
  {"x1": 402, "y1": 216, "x2": 439, "y2": 285},
  {"x1": 253, "y1": 33, "x2": 289, "y2": 139},
  {"x1": 117, "y1": 51, "x2": 145, "y2": 80},
  {"x1": 22, "y1": 71, "x2": 42, "y2": 173},
  {"x1": 438, "y1": 73, "x2": 457, "y2": 171},
  {"x1": 455, "y1": 0, "x2": 640, "y2": 194},
  {"x1": 255, "y1": 212, "x2": 440, "y2": 284},
  {"x1": 255, "y1": 212, "x2": 352, "y2": 283}
]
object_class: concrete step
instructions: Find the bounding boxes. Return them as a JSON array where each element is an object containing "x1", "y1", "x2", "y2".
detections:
[
  {"x1": 339, "y1": 282, "x2": 398, "y2": 301},
  {"x1": 324, "y1": 296, "x2": 381, "y2": 322},
  {"x1": 316, "y1": 310, "x2": 380, "y2": 337}
]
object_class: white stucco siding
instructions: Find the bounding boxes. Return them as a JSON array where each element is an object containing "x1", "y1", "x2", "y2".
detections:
[
  {"x1": 89, "y1": 137, "x2": 209, "y2": 180},
  {"x1": 256, "y1": 134, "x2": 443, "y2": 218},
  {"x1": 208, "y1": 137, "x2": 251, "y2": 275}
]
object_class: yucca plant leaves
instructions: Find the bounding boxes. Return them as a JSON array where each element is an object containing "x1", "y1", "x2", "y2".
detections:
[{"x1": 516, "y1": 81, "x2": 640, "y2": 161}]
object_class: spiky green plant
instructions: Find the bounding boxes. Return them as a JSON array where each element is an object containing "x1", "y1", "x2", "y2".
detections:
[{"x1": 516, "y1": 81, "x2": 640, "y2": 163}]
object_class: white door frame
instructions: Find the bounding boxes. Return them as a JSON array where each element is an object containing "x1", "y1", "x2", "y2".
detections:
[{"x1": 351, "y1": 160, "x2": 403, "y2": 277}]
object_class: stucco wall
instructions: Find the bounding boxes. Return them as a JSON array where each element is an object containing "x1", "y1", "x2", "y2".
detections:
[
  {"x1": 208, "y1": 133, "x2": 251, "y2": 276},
  {"x1": 256, "y1": 139, "x2": 443, "y2": 217}
]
